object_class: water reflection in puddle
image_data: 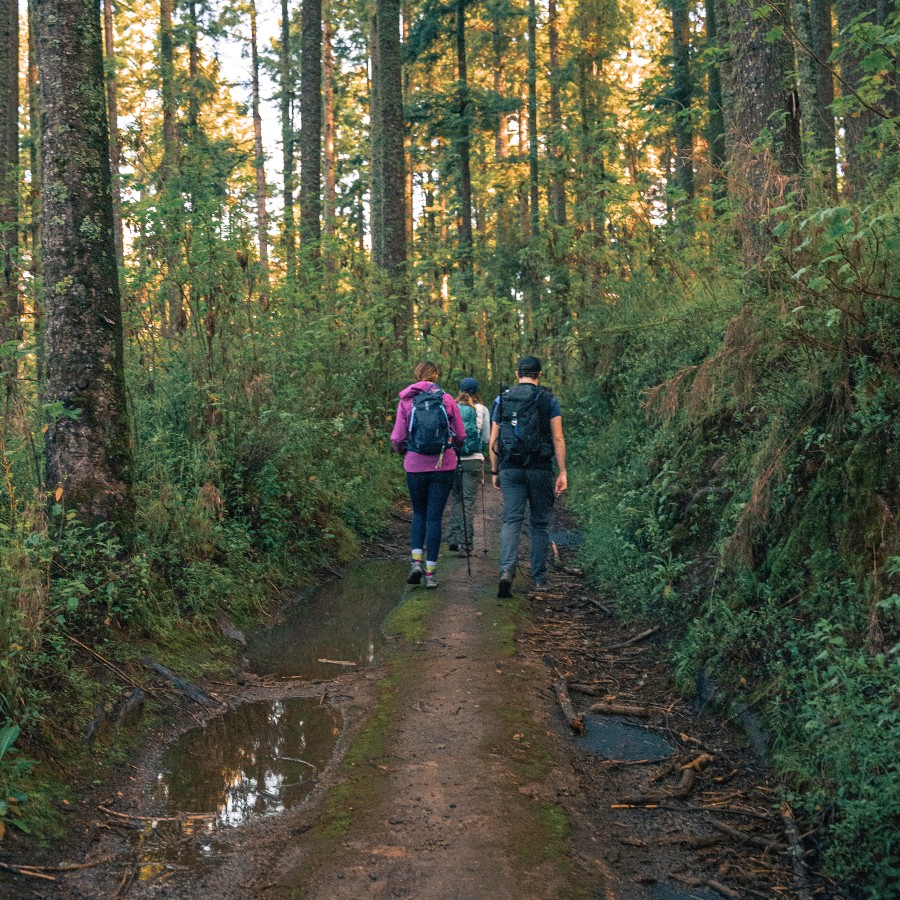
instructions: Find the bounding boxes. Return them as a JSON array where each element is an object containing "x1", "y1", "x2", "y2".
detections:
[
  {"x1": 151, "y1": 698, "x2": 340, "y2": 826},
  {"x1": 576, "y1": 713, "x2": 674, "y2": 761},
  {"x1": 248, "y1": 559, "x2": 407, "y2": 680}
]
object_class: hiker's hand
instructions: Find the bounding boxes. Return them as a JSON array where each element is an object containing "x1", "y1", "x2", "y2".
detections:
[{"x1": 555, "y1": 472, "x2": 568, "y2": 496}]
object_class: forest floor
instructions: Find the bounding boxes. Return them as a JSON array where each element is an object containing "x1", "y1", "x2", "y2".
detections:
[{"x1": 4, "y1": 491, "x2": 834, "y2": 899}]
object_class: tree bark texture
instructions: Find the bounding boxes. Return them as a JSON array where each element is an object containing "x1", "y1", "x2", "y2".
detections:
[
  {"x1": 720, "y1": 0, "x2": 802, "y2": 267},
  {"x1": 670, "y1": 0, "x2": 694, "y2": 203},
  {"x1": 369, "y1": 10, "x2": 383, "y2": 266},
  {"x1": 455, "y1": 0, "x2": 474, "y2": 290},
  {"x1": 102, "y1": 0, "x2": 123, "y2": 268},
  {"x1": 27, "y1": 0, "x2": 42, "y2": 380},
  {"x1": 300, "y1": 0, "x2": 322, "y2": 247},
  {"x1": 809, "y1": 0, "x2": 837, "y2": 191},
  {"x1": 250, "y1": 0, "x2": 269, "y2": 289},
  {"x1": 548, "y1": 0, "x2": 566, "y2": 227},
  {"x1": 527, "y1": 0, "x2": 539, "y2": 237},
  {"x1": 706, "y1": 0, "x2": 727, "y2": 208},
  {"x1": 36, "y1": 0, "x2": 133, "y2": 528},
  {"x1": 279, "y1": 0, "x2": 296, "y2": 275},
  {"x1": 159, "y1": 0, "x2": 182, "y2": 333},
  {"x1": 792, "y1": 0, "x2": 837, "y2": 192},
  {"x1": 0, "y1": 0, "x2": 18, "y2": 399},
  {"x1": 323, "y1": 0, "x2": 337, "y2": 237},
  {"x1": 375, "y1": 0, "x2": 408, "y2": 296},
  {"x1": 835, "y1": 0, "x2": 877, "y2": 195}
]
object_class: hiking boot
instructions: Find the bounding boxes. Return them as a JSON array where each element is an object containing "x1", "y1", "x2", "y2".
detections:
[
  {"x1": 498, "y1": 572, "x2": 513, "y2": 599},
  {"x1": 424, "y1": 572, "x2": 439, "y2": 589},
  {"x1": 531, "y1": 579, "x2": 548, "y2": 591},
  {"x1": 407, "y1": 561, "x2": 423, "y2": 585}
]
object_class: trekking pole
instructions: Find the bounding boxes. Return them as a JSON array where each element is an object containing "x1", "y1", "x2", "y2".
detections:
[
  {"x1": 480, "y1": 474, "x2": 489, "y2": 556},
  {"x1": 457, "y1": 465, "x2": 472, "y2": 577}
]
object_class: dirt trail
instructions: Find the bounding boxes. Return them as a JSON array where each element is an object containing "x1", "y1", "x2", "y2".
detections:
[{"x1": 15, "y1": 491, "x2": 830, "y2": 899}]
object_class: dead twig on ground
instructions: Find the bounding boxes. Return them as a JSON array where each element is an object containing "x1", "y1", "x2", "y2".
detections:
[
  {"x1": 65, "y1": 634, "x2": 152, "y2": 696},
  {"x1": 780, "y1": 801, "x2": 814, "y2": 900},
  {"x1": 606, "y1": 626, "x2": 660, "y2": 650}
]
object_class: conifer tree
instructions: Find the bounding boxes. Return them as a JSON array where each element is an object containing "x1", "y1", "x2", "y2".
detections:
[
  {"x1": 36, "y1": 0, "x2": 133, "y2": 528},
  {"x1": 0, "y1": 0, "x2": 17, "y2": 400},
  {"x1": 300, "y1": 0, "x2": 323, "y2": 247}
]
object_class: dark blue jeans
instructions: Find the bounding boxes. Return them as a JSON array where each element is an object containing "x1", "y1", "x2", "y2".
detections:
[
  {"x1": 498, "y1": 468, "x2": 555, "y2": 583},
  {"x1": 407, "y1": 470, "x2": 456, "y2": 561}
]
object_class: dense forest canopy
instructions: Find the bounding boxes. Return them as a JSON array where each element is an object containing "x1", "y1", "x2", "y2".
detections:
[{"x1": 0, "y1": 0, "x2": 897, "y2": 892}]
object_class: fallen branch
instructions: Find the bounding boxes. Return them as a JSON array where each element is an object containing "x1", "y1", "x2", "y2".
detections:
[
  {"x1": 65, "y1": 634, "x2": 152, "y2": 696},
  {"x1": 607, "y1": 626, "x2": 660, "y2": 650},
  {"x1": 584, "y1": 598, "x2": 612, "y2": 615},
  {"x1": 0, "y1": 862, "x2": 56, "y2": 881},
  {"x1": 141, "y1": 658, "x2": 216, "y2": 707},
  {"x1": 707, "y1": 879, "x2": 741, "y2": 899},
  {"x1": 780, "y1": 801, "x2": 814, "y2": 900},
  {"x1": 708, "y1": 817, "x2": 784, "y2": 852},
  {"x1": 553, "y1": 678, "x2": 584, "y2": 733},
  {"x1": 589, "y1": 702, "x2": 652, "y2": 718},
  {"x1": 317, "y1": 659, "x2": 357, "y2": 667},
  {"x1": 99, "y1": 805, "x2": 213, "y2": 823}
]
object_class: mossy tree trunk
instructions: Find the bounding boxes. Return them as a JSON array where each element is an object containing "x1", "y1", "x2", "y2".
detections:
[
  {"x1": 36, "y1": 0, "x2": 133, "y2": 529},
  {"x1": 323, "y1": 0, "x2": 337, "y2": 238},
  {"x1": 547, "y1": 0, "x2": 566, "y2": 228},
  {"x1": 300, "y1": 0, "x2": 322, "y2": 249},
  {"x1": 720, "y1": 0, "x2": 802, "y2": 268},
  {"x1": 0, "y1": 0, "x2": 18, "y2": 404},
  {"x1": 279, "y1": 0, "x2": 296, "y2": 277},
  {"x1": 102, "y1": 0, "x2": 123, "y2": 268},
  {"x1": 250, "y1": 0, "x2": 269, "y2": 298},
  {"x1": 455, "y1": 0, "x2": 473, "y2": 292},
  {"x1": 375, "y1": 0, "x2": 409, "y2": 343}
]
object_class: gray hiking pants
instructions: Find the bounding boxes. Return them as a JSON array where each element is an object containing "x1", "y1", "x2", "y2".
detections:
[
  {"x1": 447, "y1": 458, "x2": 483, "y2": 551},
  {"x1": 498, "y1": 467, "x2": 555, "y2": 584}
]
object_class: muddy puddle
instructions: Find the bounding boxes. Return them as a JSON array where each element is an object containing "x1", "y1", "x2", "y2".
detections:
[
  {"x1": 576, "y1": 713, "x2": 674, "y2": 761},
  {"x1": 133, "y1": 698, "x2": 340, "y2": 882},
  {"x1": 152, "y1": 698, "x2": 340, "y2": 825},
  {"x1": 248, "y1": 558, "x2": 407, "y2": 680}
]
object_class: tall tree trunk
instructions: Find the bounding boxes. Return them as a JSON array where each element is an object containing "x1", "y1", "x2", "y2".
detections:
[
  {"x1": 792, "y1": 0, "x2": 837, "y2": 192},
  {"x1": 186, "y1": 0, "x2": 200, "y2": 138},
  {"x1": 527, "y1": 0, "x2": 540, "y2": 314},
  {"x1": 159, "y1": 0, "x2": 182, "y2": 333},
  {"x1": 810, "y1": 0, "x2": 837, "y2": 192},
  {"x1": 27, "y1": 0, "x2": 42, "y2": 380},
  {"x1": 877, "y1": 0, "x2": 899, "y2": 117},
  {"x1": 721, "y1": 0, "x2": 802, "y2": 268},
  {"x1": 375, "y1": 0, "x2": 409, "y2": 341},
  {"x1": 835, "y1": 0, "x2": 877, "y2": 195},
  {"x1": 323, "y1": 0, "x2": 337, "y2": 237},
  {"x1": 670, "y1": 0, "x2": 694, "y2": 204},
  {"x1": 526, "y1": 0, "x2": 539, "y2": 236},
  {"x1": 456, "y1": 0, "x2": 473, "y2": 291},
  {"x1": 36, "y1": 0, "x2": 133, "y2": 529},
  {"x1": 402, "y1": 1, "x2": 413, "y2": 249},
  {"x1": 102, "y1": 0, "x2": 124, "y2": 268},
  {"x1": 0, "y1": 0, "x2": 17, "y2": 402},
  {"x1": 280, "y1": 0, "x2": 296, "y2": 276},
  {"x1": 706, "y1": 0, "x2": 727, "y2": 209},
  {"x1": 300, "y1": 0, "x2": 322, "y2": 247},
  {"x1": 369, "y1": 11, "x2": 383, "y2": 266},
  {"x1": 548, "y1": 0, "x2": 566, "y2": 227},
  {"x1": 250, "y1": 0, "x2": 269, "y2": 295}
]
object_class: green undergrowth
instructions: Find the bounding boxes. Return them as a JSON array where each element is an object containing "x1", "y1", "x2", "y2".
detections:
[
  {"x1": 565, "y1": 191, "x2": 900, "y2": 895},
  {"x1": 382, "y1": 591, "x2": 441, "y2": 641},
  {"x1": 0, "y1": 322, "x2": 407, "y2": 839}
]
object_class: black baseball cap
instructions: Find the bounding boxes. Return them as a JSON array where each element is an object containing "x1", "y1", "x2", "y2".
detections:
[{"x1": 517, "y1": 356, "x2": 542, "y2": 376}]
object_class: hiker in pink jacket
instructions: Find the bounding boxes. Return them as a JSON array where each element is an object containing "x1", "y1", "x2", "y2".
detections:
[{"x1": 390, "y1": 361, "x2": 466, "y2": 589}]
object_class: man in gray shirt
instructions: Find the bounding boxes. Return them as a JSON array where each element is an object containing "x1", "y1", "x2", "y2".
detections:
[{"x1": 489, "y1": 357, "x2": 567, "y2": 598}]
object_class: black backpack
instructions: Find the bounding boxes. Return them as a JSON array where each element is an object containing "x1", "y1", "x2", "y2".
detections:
[
  {"x1": 497, "y1": 384, "x2": 554, "y2": 468},
  {"x1": 407, "y1": 387, "x2": 452, "y2": 456}
]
